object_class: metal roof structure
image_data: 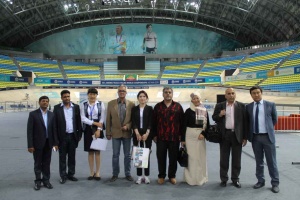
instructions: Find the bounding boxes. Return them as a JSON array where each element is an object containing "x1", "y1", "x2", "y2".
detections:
[{"x1": 1, "y1": 0, "x2": 300, "y2": 48}]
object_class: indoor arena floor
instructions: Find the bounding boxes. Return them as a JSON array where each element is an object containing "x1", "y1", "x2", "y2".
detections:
[{"x1": 0, "y1": 112, "x2": 299, "y2": 200}]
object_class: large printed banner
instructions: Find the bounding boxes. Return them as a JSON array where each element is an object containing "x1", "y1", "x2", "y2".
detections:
[
  {"x1": 34, "y1": 78, "x2": 218, "y2": 86},
  {"x1": 26, "y1": 23, "x2": 242, "y2": 55}
]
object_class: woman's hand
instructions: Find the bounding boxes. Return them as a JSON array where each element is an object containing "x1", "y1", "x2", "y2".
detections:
[
  {"x1": 198, "y1": 133, "x2": 205, "y2": 140},
  {"x1": 95, "y1": 129, "x2": 101, "y2": 138},
  {"x1": 142, "y1": 133, "x2": 149, "y2": 141}
]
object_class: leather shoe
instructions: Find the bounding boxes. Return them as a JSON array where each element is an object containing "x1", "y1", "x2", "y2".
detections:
[
  {"x1": 60, "y1": 177, "x2": 67, "y2": 184},
  {"x1": 110, "y1": 176, "x2": 118, "y2": 182},
  {"x1": 253, "y1": 182, "x2": 265, "y2": 189},
  {"x1": 169, "y1": 178, "x2": 177, "y2": 185},
  {"x1": 157, "y1": 178, "x2": 165, "y2": 185},
  {"x1": 34, "y1": 183, "x2": 41, "y2": 190},
  {"x1": 43, "y1": 182, "x2": 53, "y2": 189},
  {"x1": 67, "y1": 176, "x2": 78, "y2": 181},
  {"x1": 126, "y1": 176, "x2": 134, "y2": 181},
  {"x1": 271, "y1": 186, "x2": 280, "y2": 193},
  {"x1": 87, "y1": 173, "x2": 95, "y2": 180},
  {"x1": 233, "y1": 181, "x2": 241, "y2": 188},
  {"x1": 220, "y1": 181, "x2": 227, "y2": 187}
]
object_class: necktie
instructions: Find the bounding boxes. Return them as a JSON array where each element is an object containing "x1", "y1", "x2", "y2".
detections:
[{"x1": 255, "y1": 102, "x2": 259, "y2": 134}]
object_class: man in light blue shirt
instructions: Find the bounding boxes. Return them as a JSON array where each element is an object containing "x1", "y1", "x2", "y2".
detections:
[{"x1": 245, "y1": 86, "x2": 279, "y2": 193}]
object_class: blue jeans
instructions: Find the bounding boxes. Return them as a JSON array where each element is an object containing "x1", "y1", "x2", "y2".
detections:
[
  {"x1": 112, "y1": 138, "x2": 132, "y2": 177},
  {"x1": 252, "y1": 134, "x2": 279, "y2": 186}
]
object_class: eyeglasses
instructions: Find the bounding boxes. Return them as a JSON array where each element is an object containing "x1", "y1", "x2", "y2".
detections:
[{"x1": 118, "y1": 90, "x2": 126, "y2": 93}]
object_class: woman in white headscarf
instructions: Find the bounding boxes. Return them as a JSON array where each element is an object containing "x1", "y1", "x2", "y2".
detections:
[{"x1": 181, "y1": 92, "x2": 210, "y2": 186}]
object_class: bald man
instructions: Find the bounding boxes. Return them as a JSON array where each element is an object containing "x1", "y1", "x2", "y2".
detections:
[{"x1": 212, "y1": 88, "x2": 247, "y2": 188}]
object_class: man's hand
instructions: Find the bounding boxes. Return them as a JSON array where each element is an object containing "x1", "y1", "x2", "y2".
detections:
[
  {"x1": 106, "y1": 135, "x2": 112, "y2": 140},
  {"x1": 53, "y1": 146, "x2": 58, "y2": 151},
  {"x1": 136, "y1": 134, "x2": 142, "y2": 141},
  {"x1": 219, "y1": 109, "x2": 226, "y2": 117},
  {"x1": 28, "y1": 148, "x2": 35, "y2": 153},
  {"x1": 181, "y1": 141, "x2": 186, "y2": 146},
  {"x1": 121, "y1": 125, "x2": 127, "y2": 131}
]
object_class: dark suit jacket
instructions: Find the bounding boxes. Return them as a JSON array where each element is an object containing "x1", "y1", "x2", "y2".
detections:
[
  {"x1": 245, "y1": 100, "x2": 277, "y2": 144},
  {"x1": 53, "y1": 103, "x2": 82, "y2": 147},
  {"x1": 27, "y1": 108, "x2": 58, "y2": 149},
  {"x1": 212, "y1": 101, "x2": 246, "y2": 144},
  {"x1": 131, "y1": 105, "x2": 153, "y2": 137}
]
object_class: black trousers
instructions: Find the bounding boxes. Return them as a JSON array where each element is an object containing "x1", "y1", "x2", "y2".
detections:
[
  {"x1": 219, "y1": 130, "x2": 242, "y2": 182},
  {"x1": 133, "y1": 134, "x2": 152, "y2": 176},
  {"x1": 33, "y1": 139, "x2": 52, "y2": 183},
  {"x1": 156, "y1": 140, "x2": 179, "y2": 179},
  {"x1": 59, "y1": 133, "x2": 77, "y2": 178}
]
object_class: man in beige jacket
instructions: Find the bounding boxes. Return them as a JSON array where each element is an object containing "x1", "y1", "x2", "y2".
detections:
[{"x1": 106, "y1": 84, "x2": 135, "y2": 182}]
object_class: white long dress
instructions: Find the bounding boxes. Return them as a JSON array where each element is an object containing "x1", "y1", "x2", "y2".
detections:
[{"x1": 184, "y1": 127, "x2": 208, "y2": 186}]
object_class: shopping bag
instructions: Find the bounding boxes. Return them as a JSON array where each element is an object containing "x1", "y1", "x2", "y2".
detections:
[
  {"x1": 177, "y1": 146, "x2": 188, "y2": 167},
  {"x1": 206, "y1": 124, "x2": 222, "y2": 143},
  {"x1": 90, "y1": 138, "x2": 108, "y2": 151},
  {"x1": 132, "y1": 141, "x2": 150, "y2": 168}
]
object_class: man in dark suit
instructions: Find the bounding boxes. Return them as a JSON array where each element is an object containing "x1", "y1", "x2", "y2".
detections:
[
  {"x1": 245, "y1": 86, "x2": 279, "y2": 193},
  {"x1": 212, "y1": 88, "x2": 247, "y2": 188},
  {"x1": 27, "y1": 96, "x2": 58, "y2": 190},
  {"x1": 53, "y1": 90, "x2": 82, "y2": 184}
]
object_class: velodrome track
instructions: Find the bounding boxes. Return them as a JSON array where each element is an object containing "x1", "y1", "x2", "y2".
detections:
[{"x1": 0, "y1": 111, "x2": 299, "y2": 200}]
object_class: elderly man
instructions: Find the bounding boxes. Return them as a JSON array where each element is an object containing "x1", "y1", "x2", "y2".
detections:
[
  {"x1": 106, "y1": 84, "x2": 135, "y2": 182},
  {"x1": 212, "y1": 88, "x2": 247, "y2": 188}
]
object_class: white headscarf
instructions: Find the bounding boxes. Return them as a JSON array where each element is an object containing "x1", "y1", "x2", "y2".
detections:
[{"x1": 190, "y1": 92, "x2": 207, "y2": 129}]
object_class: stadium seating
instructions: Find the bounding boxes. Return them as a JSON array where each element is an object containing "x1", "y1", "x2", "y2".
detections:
[
  {"x1": 61, "y1": 61, "x2": 100, "y2": 79},
  {"x1": 239, "y1": 45, "x2": 299, "y2": 73},
  {"x1": 197, "y1": 55, "x2": 244, "y2": 78},
  {"x1": 161, "y1": 61, "x2": 202, "y2": 79},
  {"x1": 260, "y1": 73, "x2": 300, "y2": 92},
  {"x1": 15, "y1": 57, "x2": 62, "y2": 78},
  {"x1": 0, "y1": 55, "x2": 18, "y2": 75}
]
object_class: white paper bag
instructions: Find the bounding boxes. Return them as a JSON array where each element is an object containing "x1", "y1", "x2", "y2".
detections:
[
  {"x1": 132, "y1": 142, "x2": 150, "y2": 168},
  {"x1": 90, "y1": 138, "x2": 108, "y2": 151}
]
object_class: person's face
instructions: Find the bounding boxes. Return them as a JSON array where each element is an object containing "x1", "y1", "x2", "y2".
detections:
[
  {"x1": 163, "y1": 89, "x2": 173, "y2": 101},
  {"x1": 138, "y1": 93, "x2": 148, "y2": 104},
  {"x1": 61, "y1": 93, "x2": 70, "y2": 105},
  {"x1": 191, "y1": 95, "x2": 201, "y2": 107},
  {"x1": 118, "y1": 86, "x2": 127, "y2": 98},
  {"x1": 88, "y1": 93, "x2": 97, "y2": 102},
  {"x1": 39, "y1": 98, "x2": 49, "y2": 110},
  {"x1": 250, "y1": 89, "x2": 263, "y2": 102},
  {"x1": 225, "y1": 88, "x2": 236, "y2": 103},
  {"x1": 147, "y1": 26, "x2": 152, "y2": 32},
  {"x1": 116, "y1": 26, "x2": 122, "y2": 35}
]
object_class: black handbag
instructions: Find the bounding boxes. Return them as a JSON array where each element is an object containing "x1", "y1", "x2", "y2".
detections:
[
  {"x1": 177, "y1": 146, "x2": 188, "y2": 167},
  {"x1": 206, "y1": 124, "x2": 222, "y2": 143}
]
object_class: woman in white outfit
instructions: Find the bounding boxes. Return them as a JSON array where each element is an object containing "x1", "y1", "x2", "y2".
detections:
[{"x1": 181, "y1": 92, "x2": 210, "y2": 186}]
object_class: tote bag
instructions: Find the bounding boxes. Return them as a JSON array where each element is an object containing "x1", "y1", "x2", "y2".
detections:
[
  {"x1": 132, "y1": 141, "x2": 150, "y2": 168},
  {"x1": 90, "y1": 138, "x2": 108, "y2": 151}
]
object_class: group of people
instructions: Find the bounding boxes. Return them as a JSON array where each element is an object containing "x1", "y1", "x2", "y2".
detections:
[{"x1": 27, "y1": 85, "x2": 279, "y2": 194}]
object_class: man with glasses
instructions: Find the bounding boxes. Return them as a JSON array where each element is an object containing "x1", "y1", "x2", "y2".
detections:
[
  {"x1": 106, "y1": 84, "x2": 135, "y2": 182},
  {"x1": 152, "y1": 87, "x2": 184, "y2": 185}
]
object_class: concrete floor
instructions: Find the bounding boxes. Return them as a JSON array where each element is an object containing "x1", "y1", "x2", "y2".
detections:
[{"x1": 0, "y1": 112, "x2": 300, "y2": 200}]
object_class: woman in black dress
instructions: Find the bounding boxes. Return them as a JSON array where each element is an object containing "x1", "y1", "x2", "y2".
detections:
[
  {"x1": 131, "y1": 90, "x2": 153, "y2": 184},
  {"x1": 80, "y1": 88, "x2": 105, "y2": 180}
]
